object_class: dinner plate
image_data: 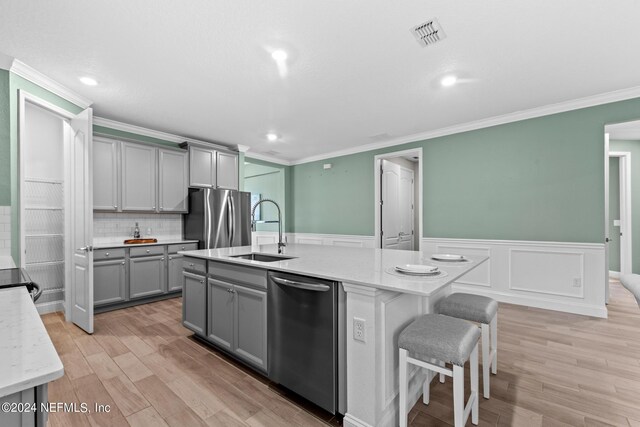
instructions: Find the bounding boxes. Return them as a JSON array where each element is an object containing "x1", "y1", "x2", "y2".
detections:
[
  {"x1": 431, "y1": 253, "x2": 466, "y2": 262},
  {"x1": 395, "y1": 264, "x2": 439, "y2": 275}
]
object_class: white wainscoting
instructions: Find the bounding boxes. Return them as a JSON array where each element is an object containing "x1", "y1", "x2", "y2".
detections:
[
  {"x1": 422, "y1": 238, "x2": 607, "y2": 318},
  {"x1": 287, "y1": 233, "x2": 376, "y2": 248}
]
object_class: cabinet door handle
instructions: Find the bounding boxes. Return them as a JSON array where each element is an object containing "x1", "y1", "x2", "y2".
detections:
[
  {"x1": 169, "y1": 256, "x2": 172, "y2": 260},
  {"x1": 146, "y1": 249, "x2": 151, "y2": 253},
  {"x1": 200, "y1": 280, "x2": 204, "y2": 284},
  {"x1": 161, "y1": 257, "x2": 165, "y2": 261},
  {"x1": 114, "y1": 205, "x2": 118, "y2": 209},
  {"x1": 189, "y1": 263, "x2": 194, "y2": 267},
  {"x1": 121, "y1": 261, "x2": 125, "y2": 265},
  {"x1": 105, "y1": 252, "x2": 110, "y2": 257}
]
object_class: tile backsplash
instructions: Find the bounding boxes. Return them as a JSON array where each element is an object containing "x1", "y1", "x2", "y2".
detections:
[
  {"x1": 93, "y1": 212, "x2": 183, "y2": 244},
  {"x1": 0, "y1": 206, "x2": 10, "y2": 256}
]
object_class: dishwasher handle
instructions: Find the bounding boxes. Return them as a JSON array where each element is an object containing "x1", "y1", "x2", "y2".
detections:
[{"x1": 271, "y1": 276, "x2": 331, "y2": 292}]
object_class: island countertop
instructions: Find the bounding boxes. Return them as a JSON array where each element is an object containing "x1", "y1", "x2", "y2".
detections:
[
  {"x1": 0, "y1": 287, "x2": 63, "y2": 398},
  {"x1": 179, "y1": 243, "x2": 488, "y2": 296}
]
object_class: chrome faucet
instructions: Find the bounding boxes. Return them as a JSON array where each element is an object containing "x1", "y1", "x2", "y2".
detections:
[{"x1": 251, "y1": 199, "x2": 286, "y2": 253}]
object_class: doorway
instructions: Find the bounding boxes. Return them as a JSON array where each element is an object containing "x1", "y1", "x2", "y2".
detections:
[
  {"x1": 374, "y1": 148, "x2": 423, "y2": 251},
  {"x1": 19, "y1": 90, "x2": 94, "y2": 332}
]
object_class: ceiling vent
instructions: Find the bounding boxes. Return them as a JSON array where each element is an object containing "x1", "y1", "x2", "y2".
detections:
[{"x1": 411, "y1": 19, "x2": 446, "y2": 47}]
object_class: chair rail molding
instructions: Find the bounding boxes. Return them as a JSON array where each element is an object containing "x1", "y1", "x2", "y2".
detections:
[{"x1": 422, "y1": 237, "x2": 607, "y2": 318}]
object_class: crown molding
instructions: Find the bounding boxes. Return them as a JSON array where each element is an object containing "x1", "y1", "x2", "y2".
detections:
[
  {"x1": 244, "y1": 151, "x2": 292, "y2": 166},
  {"x1": 10, "y1": 59, "x2": 92, "y2": 109},
  {"x1": 93, "y1": 116, "x2": 235, "y2": 151},
  {"x1": 236, "y1": 144, "x2": 251, "y2": 153},
  {"x1": 0, "y1": 52, "x2": 14, "y2": 70},
  {"x1": 290, "y1": 85, "x2": 640, "y2": 165}
]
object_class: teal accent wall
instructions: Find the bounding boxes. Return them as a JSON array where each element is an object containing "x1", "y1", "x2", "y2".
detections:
[
  {"x1": 244, "y1": 163, "x2": 285, "y2": 232},
  {"x1": 608, "y1": 156, "x2": 621, "y2": 271},
  {"x1": 609, "y1": 139, "x2": 640, "y2": 274},
  {"x1": 9, "y1": 73, "x2": 83, "y2": 263},
  {"x1": 0, "y1": 70, "x2": 10, "y2": 206},
  {"x1": 242, "y1": 157, "x2": 292, "y2": 232},
  {"x1": 291, "y1": 98, "x2": 640, "y2": 243}
]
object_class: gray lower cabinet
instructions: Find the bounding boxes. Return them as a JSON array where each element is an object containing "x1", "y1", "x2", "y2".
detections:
[
  {"x1": 167, "y1": 254, "x2": 184, "y2": 292},
  {"x1": 0, "y1": 384, "x2": 49, "y2": 427},
  {"x1": 129, "y1": 255, "x2": 165, "y2": 299},
  {"x1": 94, "y1": 258, "x2": 126, "y2": 306},
  {"x1": 182, "y1": 271, "x2": 206, "y2": 334},
  {"x1": 207, "y1": 278, "x2": 234, "y2": 350},
  {"x1": 207, "y1": 277, "x2": 267, "y2": 370},
  {"x1": 233, "y1": 284, "x2": 267, "y2": 370}
]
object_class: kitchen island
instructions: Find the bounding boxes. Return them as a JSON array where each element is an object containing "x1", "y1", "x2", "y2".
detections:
[
  {"x1": 0, "y1": 287, "x2": 63, "y2": 426},
  {"x1": 180, "y1": 243, "x2": 488, "y2": 427}
]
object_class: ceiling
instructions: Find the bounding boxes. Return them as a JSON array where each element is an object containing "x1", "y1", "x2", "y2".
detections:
[
  {"x1": 607, "y1": 120, "x2": 640, "y2": 141},
  {"x1": 2, "y1": 1, "x2": 640, "y2": 162}
]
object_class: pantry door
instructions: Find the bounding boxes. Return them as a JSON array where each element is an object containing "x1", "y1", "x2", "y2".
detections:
[{"x1": 69, "y1": 108, "x2": 95, "y2": 334}]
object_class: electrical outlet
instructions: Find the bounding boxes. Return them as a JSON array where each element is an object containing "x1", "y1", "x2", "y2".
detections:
[
  {"x1": 353, "y1": 317, "x2": 366, "y2": 342},
  {"x1": 572, "y1": 278, "x2": 582, "y2": 288}
]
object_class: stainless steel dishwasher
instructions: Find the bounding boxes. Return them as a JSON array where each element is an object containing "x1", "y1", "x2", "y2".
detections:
[{"x1": 268, "y1": 271, "x2": 345, "y2": 415}]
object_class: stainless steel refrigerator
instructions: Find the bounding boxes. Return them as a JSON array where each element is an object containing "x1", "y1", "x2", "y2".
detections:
[{"x1": 183, "y1": 188, "x2": 252, "y2": 249}]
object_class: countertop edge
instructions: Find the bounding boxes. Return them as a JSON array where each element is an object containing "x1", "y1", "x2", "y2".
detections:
[
  {"x1": 179, "y1": 250, "x2": 489, "y2": 297},
  {"x1": 94, "y1": 239, "x2": 199, "y2": 249},
  {"x1": 0, "y1": 364, "x2": 64, "y2": 398}
]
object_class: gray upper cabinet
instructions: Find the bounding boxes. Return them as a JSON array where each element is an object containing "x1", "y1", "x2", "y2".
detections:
[
  {"x1": 93, "y1": 137, "x2": 119, "y2": 211},
  {"x1": 189, "y1": 146, "x2": 216, "y2": 188},
  {"x1": 216, "y1": 151, "x2": 239, "y2": 190},
  {"x1": 121, "y1": 142, "x2": 157, "y2": 211},
  {"x1": 129, "y1": 254, "x2": 165, "y2": 299},
  {"x1": 234, "y1": 284, "x2": 267, "y2": 370},
  {"x1": 159, "y1": 148, "x2": 188, "y2": 212}
]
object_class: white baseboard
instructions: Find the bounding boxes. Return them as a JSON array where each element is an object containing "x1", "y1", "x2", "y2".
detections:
[
  {"x1": 422, "y1": 237, "x2": 607, "y2": 318},
  {"x1": 36, "y1": 300, "x2": 64, "y2": 315},
  {"x1": 609, "y1": 271, "x2": 621, "y2": 279}
]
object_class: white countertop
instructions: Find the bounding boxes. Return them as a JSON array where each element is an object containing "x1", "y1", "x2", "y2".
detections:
[
  {"x1": 93, "y1": 239, "x2": 199, "y2": 249},
  {"x1": 179, "y1": 244, "x2": 488, "y2": 296},
  {"x1": 0, "y1": 256, "x2": 16, "y2": 269},
  {"x1": 0, "y1": 287, "x2": 63, "y2": 398}
]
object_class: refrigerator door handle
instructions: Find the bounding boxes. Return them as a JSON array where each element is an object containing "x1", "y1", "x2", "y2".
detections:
[
  {"x1": 229, "y1": 195, "x2": 235, "y2": 245},
  {"x1": 227, "y1": 195, "x2": 233, "y2": 246}
]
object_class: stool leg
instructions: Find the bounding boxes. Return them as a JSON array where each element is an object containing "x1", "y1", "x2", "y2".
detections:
[
  {"x1": 470, "y1": 344, "x2": 479, "y2": 425},
  {"x1": 453, "y1": 364, "x2": 464, "y2": 427},
  {"x1": 491, "y1": 316, "x2": 498, "y2": 375},
  {"x1": 439, "y1": 364, "x2": 445, "y2": 384},
  {"x1": 399, "y1": 349, "x2": 408, "y2": 427},
  {"x1": 423, "y1": 369, "x2": 430, "y2": 405},
  {"x1": 481, "y1": 323, "x2": 490, "y2": 399}
]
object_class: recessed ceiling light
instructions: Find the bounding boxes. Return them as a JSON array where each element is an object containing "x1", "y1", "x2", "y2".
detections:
[
  {"x1": 79, "y1": 76, "x2": 98, "y2": 86},
  {"x1": 271, "y1": 50, "x2": 288, "y2": 62},
  {"x1": 441, "y1": 75, "x2": 457, "y2": 87},
  {"x1": 266, "y1": 133, "x2": 279, "y2": 142}
]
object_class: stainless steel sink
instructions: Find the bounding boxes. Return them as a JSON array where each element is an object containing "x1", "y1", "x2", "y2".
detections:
[{"x1": 229, "y1": 253, "x2": 296, "y2": 262}]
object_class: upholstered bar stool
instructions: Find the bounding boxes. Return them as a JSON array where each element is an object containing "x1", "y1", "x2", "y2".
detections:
[
  {"x1": 398, "y1": 314, "x2": 480, "y2": 427},
  {"x1": 437, "y1": 293, "x2": 498, "y2": 398}
]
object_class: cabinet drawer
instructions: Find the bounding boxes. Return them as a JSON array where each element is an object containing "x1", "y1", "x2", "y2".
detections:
[
  {"x1": 130, "y1": 245, "x2": 165, "y2": 257},
  {"x1": 184, "y1": 257, "x2": 207, "y2": 274},
  {"x1": 94, "y1": 248, "x2": 126, "y2": 261},
  {"x1": 168, "y1": 243, "x2": 198, "y2": 254},
  {"x1": 208, "y1": 261, "x2": 267, "y2": 289}
]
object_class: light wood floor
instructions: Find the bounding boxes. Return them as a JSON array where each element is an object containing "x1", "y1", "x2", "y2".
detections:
[{"x1": 43, "y1": 281, "x2": 640, "y2": 426}]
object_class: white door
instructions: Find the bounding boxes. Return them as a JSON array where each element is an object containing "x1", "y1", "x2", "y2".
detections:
[
  {"x1": 69, "y1": 108, "x2": 94, "y2": 333},
  {"x1": 381, "y1": 160, "x2": 415, "y2": 250},
  {"x1": 381, "y1": 160, "x2": 400, "y2": 249},
  {"x1": 398, "y1": 168, "x2": 414, "y2": 250}
]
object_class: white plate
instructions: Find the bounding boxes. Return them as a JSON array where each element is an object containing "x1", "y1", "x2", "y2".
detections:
[
  {"x1": 395, "y1": 264, "x2": 439, "y2": 274},
  {"x1": 431, "y1": 253, "x2": 466, "y2": 262}
]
